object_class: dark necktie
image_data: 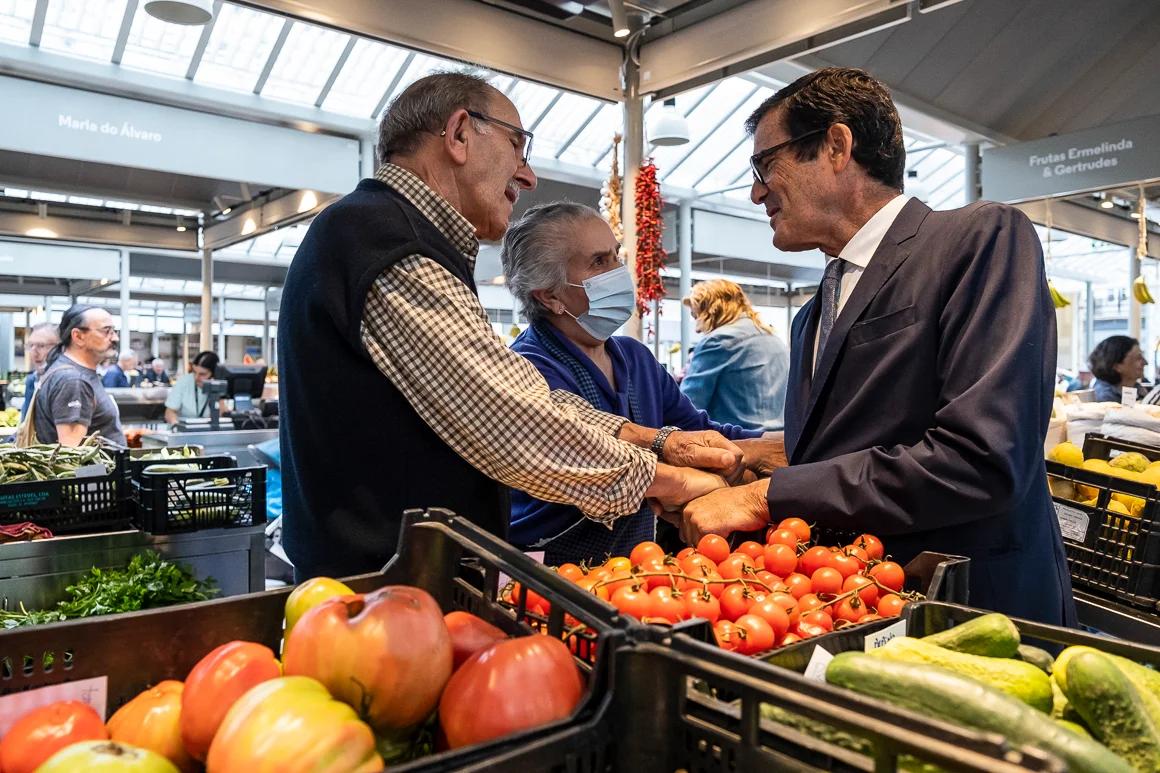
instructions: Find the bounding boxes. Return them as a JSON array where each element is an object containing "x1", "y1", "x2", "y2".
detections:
[{"x1": 816, "y1": 258, "x2": 845, "y2": 372}]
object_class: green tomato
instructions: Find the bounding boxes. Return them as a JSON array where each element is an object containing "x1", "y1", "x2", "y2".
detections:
[{"x1": 36, "y1": 741, "x2": 179, "y2": 772}]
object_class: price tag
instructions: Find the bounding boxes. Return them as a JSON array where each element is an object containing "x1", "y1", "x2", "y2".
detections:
[
  {"x1": 73, "y1": 464, "x2": 107, "y2": 479},
  {"x1": 803, "y1": 645, "x2": 834, "y2": 683},
  {"x1": 1054, "y1": 501, "x2": 1091, "y2": 542},
  {"x1": 498, "y1": 551, "x2": 546, "y2": 602},
  {"x1": 1122, "y1": 387, "x2": 1137, "y2": 406},
  {"x1": 0, "y1": 676, "x2": 107, "y2": 734},
  {"x1": 864, "y1": 618, "x2": 909, "y2": 652}
]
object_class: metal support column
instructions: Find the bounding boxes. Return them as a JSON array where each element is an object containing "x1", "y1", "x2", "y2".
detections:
[
  {"x1": 217, "y1": 287, "x2": 226, "y2": 357},
  {"x1": 678, "y1": 199, "x2": 693, "y2": 367},
  {"x1": 1130, "y1": 249, "x2": 1142, "y2": 340},
  {"x1": 1085, "y1": 281, "x2": 1095, "y2": 366},
  {"x1": 964, "y1": 143, "x2": 980, "y2": 204},
  {"x1": 152, "y1": 305, "x2": 160, "y2": 358},
  {"x1": 118, "y1": 248, "x2": 131, "y2": 351},
  {"x1": 200, "y1": 248, "x2": 213, "y2": 354},
  {"x1": 262, "y1": 291, "x2": 271, "y2": 362},
  {"x1": 622, "y1": 40, "x2": 644, "y2": 341}
]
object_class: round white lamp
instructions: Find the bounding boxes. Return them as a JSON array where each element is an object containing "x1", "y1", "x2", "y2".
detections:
[
  {"x1": 649, "y1": 98, "x2": 690, "y2": 147},
  {"x1": 144, "y1": 0, "x2": 214, "y2": 25}
]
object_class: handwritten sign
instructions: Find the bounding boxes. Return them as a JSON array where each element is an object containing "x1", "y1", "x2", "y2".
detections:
[
  {"x1": 864, "y1": 619, "x2": 909, "y2": 652},
  {"x1": 0, "y1": 676, "x2": 108, "y2": 735}
]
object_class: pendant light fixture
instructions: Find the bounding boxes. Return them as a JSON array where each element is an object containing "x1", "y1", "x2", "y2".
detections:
[
  {"x1": 648, "y1": 98, "x2": 690, "y2": 147},
  {"x1": 144, "y1": 0, "x2": 214, "y2": 25}
]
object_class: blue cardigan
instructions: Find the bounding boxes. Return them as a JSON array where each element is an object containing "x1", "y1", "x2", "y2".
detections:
[
  {"x1": 680, "y1": 317, "x2": 789, "y2": 431},
  {"x1": 509, "y1": 323, "x2": 761, "y2": 564}
]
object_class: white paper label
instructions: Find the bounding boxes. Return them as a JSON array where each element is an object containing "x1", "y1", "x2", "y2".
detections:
[
  {"x1": 803, "y1": 645, "x2": 834, "y2": 683},
  {"x1": 864, "y1": 619, "x2": 909, "y2": 652},
  {"x1": 0, "y1": 676, "x2": 107, "y2": 735},
  {"x1": 73, "y1": 464, "x2": 107, "y2": 479},
  {"x1": 1055, "y1": 501, "x2": 1091, "y2": 542},
  {"x1": 498, "y1": 551, "x2": 547, "y2": 602},
  {"x1": 1122, "y1": 387, "x2": 1137, "y2": 406}
]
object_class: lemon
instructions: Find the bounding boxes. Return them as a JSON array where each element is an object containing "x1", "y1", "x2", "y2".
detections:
[
  {"x1": 1079, "y1": 498, "x2": 1098, "y2": 507},
  {"x1": 1075, "y1": 483, "x2": 1100, "y2": 500},
  {"x1": 1108, "y1": 499, "x2": 1131, "y2": 515},
  {"x1": 1047, "y1": 442, "x2": 1084, "y2": 467},
  {"x1": 1082, "y1": 459, "x2": 1112, "y2": 474},
  {"x1": 1138, "y1": 466, "x2": 1160, "y2": 488},
  {"x1": 1110, "y1": 493, "x2": 1146, "y2": 517},
  {"x1": 1109, "y1": 452, "x2": 1149, "y2": 473}
]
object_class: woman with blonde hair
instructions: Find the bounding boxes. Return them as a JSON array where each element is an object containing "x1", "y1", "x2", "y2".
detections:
[{"x1": 681, "y1": 279, "x2": 789, "y2": 430}]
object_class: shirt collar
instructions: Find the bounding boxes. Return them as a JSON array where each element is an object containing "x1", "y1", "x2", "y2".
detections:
[
  {"x1": 836, "y1": 194, "x2": 910, "y2": 269},
  {"x1": 374, "y1": 163, "x2": 480, "y2": 266}
]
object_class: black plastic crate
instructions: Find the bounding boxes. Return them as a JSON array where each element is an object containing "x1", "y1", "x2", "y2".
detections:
[
  {"x1": 1045, "y1": 433, "x2": 1160, "y2": 612},
  {"x1": 125, "y1": 446, "x2": 212, "y2": 483},
  {"x1": 0, "y1": 509, "x2": 626, "y2": 772},
  {"x1": 132, "y1": 456, "x2": 264, "y2": 534},
  {"x1": 620, "y1": 625, "x2": 1061, "y2": 773},
  {"x1": 0, "y1": 448, "x2": 129, "y2": 535}
]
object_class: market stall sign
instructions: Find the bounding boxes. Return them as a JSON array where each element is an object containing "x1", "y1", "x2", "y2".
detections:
[
  {"x1": 982, "y1": 114, "x2": 1160, "y2": 203},
  {"x1": 1054, "y1": 502, "x2": 1091, "y2": 543},
  {"x1": 0, "y1": 488, "x2": 61, "y2": 510}
]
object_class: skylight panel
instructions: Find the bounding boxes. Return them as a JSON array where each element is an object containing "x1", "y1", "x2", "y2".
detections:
[
  {"x1": 260, "y1": 21, "x2": 350, "y2": 105},
  {"x1": 321, "y1": 38, "x2": 410, "y2": 117},
  {"x1": 0, "y1": 0, "x2": 33, "y2": 45},
  {"x1": 39, "y1": 0, "x2": 128, "y2": 62},
  {"x1": 194, "y1": 3, "x2": 283, "y2": 93},
  {"x1": 120, "y1": 0, "x2": 202, "y2": 77}
]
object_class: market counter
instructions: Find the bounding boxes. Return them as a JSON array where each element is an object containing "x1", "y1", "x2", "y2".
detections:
[
  {"x1": 140, "y1": 428, "x2": 277, "y2": 468},
  {"x1": 0, "y1": 525, "x2": 264, "y2": 611}
]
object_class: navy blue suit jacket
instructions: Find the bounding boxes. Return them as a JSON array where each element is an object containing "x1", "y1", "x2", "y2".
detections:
[{"x1": 767, "y1": 198, "x2": 1076, "y2": 626}]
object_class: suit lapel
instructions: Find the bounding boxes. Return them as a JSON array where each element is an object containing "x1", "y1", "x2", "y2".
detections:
[
  {"x1": 794, "y1": 198, "x2": 931, "y2": 461},
  {"x1": 784, "y1": 295, "x2": 818, "y2": 458}
]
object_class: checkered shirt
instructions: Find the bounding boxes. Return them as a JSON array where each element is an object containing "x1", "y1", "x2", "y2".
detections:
[{"x1": 360, "y1": 164, "x2": 656, "y2": 522}]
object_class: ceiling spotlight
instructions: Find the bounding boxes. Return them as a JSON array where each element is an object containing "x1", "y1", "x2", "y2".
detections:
[
  {"x1": 648, "y1": 98, "x2": 690, "y2": 147},
  {"x1": 609, "y1": 0, "x2": 630, "y2": 38},
  {"x1": 221, "y1": 207, "x2": 232, "y2": 215},
  {"x1": 143, "y1": 0, "x2": 213, "y2": 25},
  {"x1": 176, "y1": 225, "x2": 187, "y2": 232},
  {"x1": 1131, "y1": 211, "x2": 1143, "y2": 220},
  {"x1": 297, "y1": 190, "x2": 319, "y2": 214},
  {"x1": 25, "y1": 227, "x2": 58, "y2": 239},
  {"x1": 241, "y1": 218, "x2": 257, "y2": 235},
  {"x1": 1100, "y1": 198, "x2": 1115, "y2": 209}
]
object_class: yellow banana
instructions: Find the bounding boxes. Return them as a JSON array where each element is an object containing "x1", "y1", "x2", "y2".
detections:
[
  {"x1": 1133, "y1": 275, "x2": 1155, "y2": 304},
  {"x1": 1048, "y1": 281, "x2": 1071, "y2": 309}
]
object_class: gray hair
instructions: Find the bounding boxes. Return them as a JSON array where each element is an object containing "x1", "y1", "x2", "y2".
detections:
[
  {"x1": 27, "y1": 321, "x2": 59, "y2": 340},
  {"x1": 501, "y1": 202, "x2": 603, "y2": 323},
  {"x1": 377, "y1": 71, "x2": 500, "y2": 163}
]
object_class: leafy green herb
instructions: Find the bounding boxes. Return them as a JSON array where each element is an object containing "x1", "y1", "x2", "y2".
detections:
[{"x1": 0, "y1": 551, "x2": 217, "y2": 628}]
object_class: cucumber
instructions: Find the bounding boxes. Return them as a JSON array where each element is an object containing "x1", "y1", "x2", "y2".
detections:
[
  {"x1": 1016, "y1": 644, "x2": 1055, "y2": 674},
  {"x1": 825, "y1": 652, "x2": 1133, "y2": 773},
  {"x1": 1056, "y1": 645, "x2": 1160, "y2": 730},
  {"x1": 1054, "y1": 719, "x2": 1091, "y2": 739},
  {"x1": 871, "y1": 636, "x2": 1053, "y2": 713},
  {"x1": 921, "y1": 612, "x2": 1020, "y2": 658},
  {"x1": 1051, "y1": 677, "x2": 1070, "y2": 720},
  {"x1": 1064, "y1": 651, "x2": 1160, "y2": 772}
]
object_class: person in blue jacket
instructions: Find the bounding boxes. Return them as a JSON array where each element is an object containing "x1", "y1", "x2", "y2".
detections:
[
  {"x1": 680, "y1": 278, "x2": 789, "y2": 431},
  {"x1": 501, "y1": 202, "x2": 763, "y2": 565}
]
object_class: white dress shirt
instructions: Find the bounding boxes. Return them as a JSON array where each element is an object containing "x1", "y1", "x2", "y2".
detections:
[{"x1": 813, "y1": 194, "x2": 911, "y2": 369}]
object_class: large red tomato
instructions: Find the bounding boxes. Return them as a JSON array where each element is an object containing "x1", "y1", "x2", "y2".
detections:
[
  {"x1": 283, "y1": 585, "x2": 452, "y2": 733},
  {"x1": 107, "y1": 680, "x2": 195, "y2": 772},
  {"x1": 35, "y1": 741, "x2": 178, "y2": 772},
  {"x1": 0, "y1": 701, "x2": 107, "y2": 773},
  {"x1": 206, "y1": 676, "x2": 382, "y2": 773},
  {"x1": 181, "y1": 641, "x2": 282, "y2": 761},
  {"x1": 439, "y1": 636, "x2": 583, "y2": 750},
  {"x1": 444, "y1": 611, "x2": 507, "y2": 670}
]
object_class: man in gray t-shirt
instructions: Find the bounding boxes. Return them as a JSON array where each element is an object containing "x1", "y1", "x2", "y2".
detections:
[{"x1": 33, "y1": 305, "x2": 127, "y2": 447}]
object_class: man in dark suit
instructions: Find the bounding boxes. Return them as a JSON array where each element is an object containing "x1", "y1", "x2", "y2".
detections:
[{"x1": 681, "y1": 68, "x2": 1075, "y2": 626}]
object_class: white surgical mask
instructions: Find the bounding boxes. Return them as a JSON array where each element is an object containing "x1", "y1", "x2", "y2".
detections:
[{"x1": 563, "y1": 265, "x2": 635, "y2": 341}]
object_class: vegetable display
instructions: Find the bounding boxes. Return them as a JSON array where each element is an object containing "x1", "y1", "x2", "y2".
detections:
[
  {"x1": 537, "y1": 521, "x2": 916, "y2": 654},
  {"x1": 0, "y1": 437, "x2": 115, "y2": 483}
]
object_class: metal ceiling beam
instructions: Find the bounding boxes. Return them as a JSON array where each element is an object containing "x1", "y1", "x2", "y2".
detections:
[
  {"x1": 1015, "y1": 199, "x2": 1160, "y2": 259},
  {"x1": 315, "y1": 35, "x2": 357, "y2": 108},
  {"x1": 0, "y1": 41, "x2": 375, "y2": 138},
  {"x1": 254, "y1": 18, "x2": 293, "y2": 95},
  {"x1": 370, "y1": 50, "x2": 415, "y2": 120},
  {"x1": 27, "y1": 0, "x2": 48, "y2": 48},
  {"x1": 555, "y1": 103, "x2": 604, "y2": 160},
  {"x1": 0, "y1": 173, "x2": 210, "y2": 212},
  {"x1": 185, "y1": 0, "x2": 223, "y2": 81},
  {"x1": 638, "y1": 0, "x2": 911, "y2": 98},
  {"x1": 110, "y1": 0, "x2": 138, "y2": 65},
  {"x1": 130, "y1": 251, "x2": 289, "y2": 285},
  {"x1": 665, "y1": 86, "x2": 759, "y2": 179},
  {"x1": 0, "y1": 211, "x2": 198, "y2": 251},
  {"x1": 233, "y1": 0, "x2": 622, "y2": 101},
  {"x1": 692, "y1": 133, "x2": 748, "y2": 190},
  {"x1": 527, "y1": 92, "x2": 564, "y2": 133}
]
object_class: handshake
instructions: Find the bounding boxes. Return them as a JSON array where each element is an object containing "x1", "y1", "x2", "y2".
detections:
[{"x1": 640, "y1": 429, "x2": 786, "y2": 546}]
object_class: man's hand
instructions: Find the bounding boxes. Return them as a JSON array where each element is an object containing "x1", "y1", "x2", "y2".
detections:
[
  {"x1": 680, "y1": 478, "x2": 770, "y2": 545},
  {"x1": 733, "y1": 432, "x2": 788, "y2": 478},
  {"x1": 662, "y1": 429, "x2": 744, "y2": 480},
  {"x1": 645, "y1": 463, "x2": 728, "y2": 514}
]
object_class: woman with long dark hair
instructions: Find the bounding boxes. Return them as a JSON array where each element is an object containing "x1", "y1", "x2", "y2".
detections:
[
  {"x1": 164, "y1": 350, "x2": 221, "y2": 425},
  {"x1": 1089, "y1": 335, "x2": 1148, "y2": 402},
  {"x1": 32, "y1": 304, "x2": 126, "y2": 446}
]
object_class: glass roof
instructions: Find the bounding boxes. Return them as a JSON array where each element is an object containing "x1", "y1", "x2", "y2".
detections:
[{"x1": 0, "y1": 0, "x2": 978, "y2": 212}]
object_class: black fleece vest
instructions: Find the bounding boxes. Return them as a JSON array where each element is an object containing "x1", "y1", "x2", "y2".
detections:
[{"x1": 278, "y1": 178, "x2": 507, "y2": 578}]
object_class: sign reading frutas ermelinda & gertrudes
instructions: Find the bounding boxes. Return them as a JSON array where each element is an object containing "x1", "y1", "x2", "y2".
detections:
[{"x1": 981, "y1": 115, "x2": 1160, "y2": 203}]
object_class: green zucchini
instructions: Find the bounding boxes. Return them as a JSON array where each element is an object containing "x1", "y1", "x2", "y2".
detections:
[
  {"x1": 1056, "y1": 645, "x2": 1160, "y2": 730},
  {"x1": 1064, "y1": 651, "x2": 1160, "y2": 772},
  {"x1": 920, "y1": 612, "x2": 1020, "y2": 658},
  {"x1": 870, "y1": 636, "x2": 1053, "y2": 713},
  {"x1": 1016, "y1": 644, "x2": 1055, "y2": 674},
  {"x1": 825, "y1": 652, "x2": 1133, "y2": 773}
]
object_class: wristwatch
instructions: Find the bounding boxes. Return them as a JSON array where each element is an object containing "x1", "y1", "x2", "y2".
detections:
[{"x1": 650, "y1": 425, "x2": 680, "y2": 460}]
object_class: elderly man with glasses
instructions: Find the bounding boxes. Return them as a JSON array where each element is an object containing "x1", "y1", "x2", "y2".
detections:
[
  {"x1": 32, "y1": 304, "x2": 126, "y2": 447},
  {"x1": 683, "y1": 67, "x2": 1074, "y2": 627},
  {"x1": 19, "y1": 322, "x2": 60, "y2": 421},
  {"x1": 278, "y1": 71, "x2": 743, "y2": 580}
]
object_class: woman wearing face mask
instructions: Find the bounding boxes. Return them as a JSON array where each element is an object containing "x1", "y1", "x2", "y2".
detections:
[
  {"x1": 164, "y1": 350, "x2": 222, "y2": 426},
  {"x1": 501, "y1": 203, "x2": 763, "y2": 565}
]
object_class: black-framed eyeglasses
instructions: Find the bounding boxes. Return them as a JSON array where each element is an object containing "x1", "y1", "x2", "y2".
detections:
[
  {"x1": 465, "y1": 110, "x2": 534, "y2": 167},
  {"x1": 749, "y1": 127, "x2": 827, "y2": 185}
]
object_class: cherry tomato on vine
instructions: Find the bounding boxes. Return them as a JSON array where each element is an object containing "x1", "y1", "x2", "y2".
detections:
[
  {"x1": 768, "y1": 592, "x2": 799, "y2": 626},
  {"x1": 629, "y1": 541, "x2": 664, "y2": 567},
  {"x1": 684, "y1": 589, "x2": 721, "y2": 624},
  {"x1": 842, "y1": 574, "x2": 879, "y2": 607},
  {"x1": 796, "y1": 593, "x2": 826, "y2": 615},
  {"x1": 810, "y1": 567, "x2": 843, "y2": 596},
  {"x1": 714, "y1": 620, "x2": 741, "y2": 651},
  {"x1": 557, "y1": 563, "x2": 584, "y2": 583},
  {"x1": 869, "y1": 561, "x2": 905, "y2": 592},
  {"x1": 854, "y1": 534, "x2": 885, "y2": 561},
  {"x1": 638, "y1": 557, "x2": 677, "y2": 590},
  {"x1": 676, "y1": 547, "x2": 696, "y2": 561},
  {"x1": 833, "y1": 597, "x2": 869, "y2": 624},
  {"x1": 747, "y1": 598, "x2": 790, "y2": 639},
  {"x1": 762, "y1": 543, "x2": 798, "y2": 577},
  {"x1": 605, "y1": 556, "x2": 633, "y2": 574},
  {"x1": 782, "y1": 573, "x2": 812, "y2": 599},
  {"x1": 719, "y1": 584, "x2": 758, "y2": 622},
  {"x1": 718, "y1": 554, "x2": 756, "y2": 581},
  {"x1": 610, "y1": 585, "x2": 651, "y2": 619},
  {"x1": 647, "y1": 586, "x2": 688, "y2": 623},
  {"x1": 765, "y1": 528, "x2": 799, "y2": 549},
  {"x1": 575, "y1": 575, "x2": 610, "y2": 601},
  {"x1": 877, "y1": 594, "x2": 907, "y2": 617},
  {"x1": 829, "y1": 553, "x2": 861, "y2": 580},
  {"x1": 697, "y1": 534, "x2": 730, "y2": 564},
  {"x1": 799, "y1": 546, "x2": 836, "y2": 577},
  {"x1": 777, "y1": 517, "x2": 812, "y2": 544},
  {"x1": 736, "y1": 541, "x2": 764, "y2": 561},
  {"x1": 800, "y1": 609, "x2": 834, "y2": 631},
  {"x1": 734, "y1": 614, "x2": 775, "y2": 655}
]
